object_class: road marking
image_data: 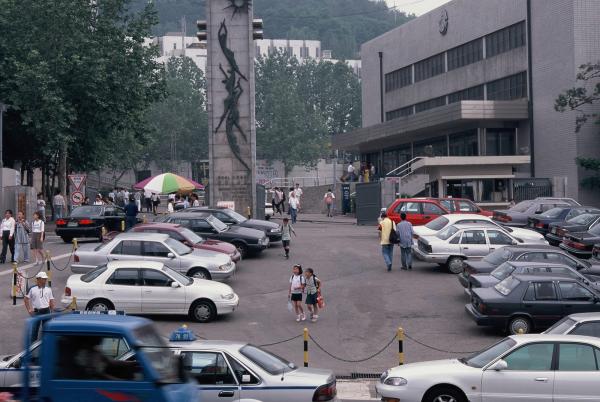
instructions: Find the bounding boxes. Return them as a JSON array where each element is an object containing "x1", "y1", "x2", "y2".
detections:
[
  {"x1": 0, "y1": 253, "x2": 72, "y2": 277},
  {"x1": 337, "y1": 380, "x2": 378, "y2": 401}
]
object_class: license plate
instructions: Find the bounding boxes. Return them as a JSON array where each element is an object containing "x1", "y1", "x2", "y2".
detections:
[
  {"x1": 67, "y1": 221, "x2": 78, "y2": 227},
  {"x1": 552, "y1": 228, "x2": 557, "y2": 234}
]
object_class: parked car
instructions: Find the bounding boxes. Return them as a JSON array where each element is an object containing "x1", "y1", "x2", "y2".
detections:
[
  {"x1": 161, "y1": 212, "x2": 269, "y2": 258},
  {"x1": 546, "y1": 213, "x2": 600, "y2": 246},
  {"x1": 466, "y1": 274, "x2": 600, "y2": 334},
  {"x1": 467, "y1": 261, "x2": 600, "y2": 295},
  {"x1": 377, "y1": 334, "x2": 600, "y2": 402},
  {"x1": 168, "y1": 338, "x2": 339, "y2": 402},
  {"x1": 560, "y1": 223, "x2": 600, "y2": 259},
  {"x1": 62, "y1": 261, "x2": 239, "y2": 322},
  {"x1": 459, "y1": 244, "x2": 598, "y2": 290},
  {"x1": 413, "y1": 224, "x2": 544, "y2": 274},
  {"x1": 594, "y1": 244, "x2": 600, "y2": 262},
  {"x1": 384, "y1": 197, "x2": 491, "y2": 226},
  {"x1": 123, "y1": 223, "x2": 241, "y2": 263},
  {"x1": 71, "y1": 232, "x2": 235, "y2": 280},
  {"x1": 544, "y1": 312, "x2": 600, "y2": 337},
  {"x1": 414, "y1": 214, "x2": 546, "y2": 244},
  {"x1": 187, "y1": 207, "x2": 282, "y2": 242},
  {"x1": 55, "y1": 205, "x2": 140, "y2": 243},
  {"x1": 493, "y1": 197, "x2": 580, "y2": 227},
  {"x1": 527, "y1": 206, "x2": 600, "y2": 235}
]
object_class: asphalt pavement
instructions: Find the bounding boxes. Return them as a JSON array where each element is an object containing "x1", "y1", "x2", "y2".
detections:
[{"x1": 0, "y1": 214, "x2": 503, "y2": 401}]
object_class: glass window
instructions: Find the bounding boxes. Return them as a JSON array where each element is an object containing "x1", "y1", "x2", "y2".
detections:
[
  {"x1": 70, "y1": 206, "x2": 104, "y2": 217},
  {"x1": 559, "y1": 282, "x2": 595, "y2": 301},
  {"x1": 486, "y1": 129, "x2": 516, "y2": 156},
  {"x1": 447, "y1": 38, "x2": 483, "y2": 71},
  {"x1": 449, "y1": 131, "x2": 478, "y2": 156},
  {"x1": 495, "y1": 275, "x2": 521, "y2": 296},
  {"x1": 462, "y1": 337, "x2": 516, "y2": 368},
  {"x1": 540, "y1": 208, "x2": 565, "y2": 218},
  {"x1": 386, "y1": 105, "x2": 414, "y2": 121},
  {"x1": 481, "y1": 179, "x2": 509, "y2": 202},
  {"x1": 181, "y1": 352, "x2": 236, "y2": 385},
  {"x1": 111, "y1": 240, "x2": 142, "y2": 256},
  {"x1": 523, "y1": 283, "x2": 535, "y2": 301},
  {"x1": 415, "y1": 96, "x2": 446, "y2": 113},
  {"x1": 81, "y1": 265, "x2": 108, "y2": 283},
  {"x1": 491, "y1": 262, "x2": 516, "y2": 281},
  {"x1": 461, "y1": 230, "x2": 486, "y2": 245},
  {"x1": 437, "y1": 225, "x2": 459, "y2": 241},
  {"x1": 226, "y1": 354, "x2": 260, "y2": 384},
  {"x1": 545, "y1": 317, "x2": 577, "y2": 334},
  {"x1": 142, "y1": 241, "x2": 170, "y2": 258},
  {"x1": 239, "y1": 345, "x2": 295, "y2": 375},
  {"x1": 425, "y1": 216, "x2": 450, "y2": 231},
  {"x1": 142, "y1": 269, "x2": 172, "y2": 287},
  {"x1": 571, "y1": 322, "x2": 600, "y2": 338},
  {"x1": 385, "y1": 65, "x2": 412, "y2": 92},
  {"x1": 423, "y1": 203, "x2": 444, "y2": 215},
  {"x1": 485, "y1": 21, "x2": 526, "y2": 58},
  {"x1": 487, "y1": 72, "x2": 527, "y2": 101},
  {"x1": 457, "y1": 201, "x2": 479, "y2": 212},
  {"x1": 397, "y1": 202, "x2": 421, "y2": 214},
  {"x1": 483, "y1": 248, "x2": 513, "y2": 265},
  {"x1": 568, "y1": 213, "x2": 597, "y2": 226},
  {"x1": 106, "y1": 269, "x2": 139, "y2": 286},
  {"x1": 414, "y1": 53, "x2": 445, "y2": 82},
  {"x1": 558, "y1": 343, "x2": 598, "y2": 371},
  {"x1": 488, "y1": 230, "x2": 514, "y2": 245},
  {"x1": 414, "y1": 137, "x2": 448, "y2": 157},
  {"x1": 503, "y1": 343, "x2": 554, "y2": 371},
  {"x1": 534, "y1": 282, "x2": 558, "y2": 300},
  {"x1": 546, "y1": 253, "x2": 578, "y2": 268},
  {"x1": 448, "y1": 85, "x2": 484, "y2": 103}
]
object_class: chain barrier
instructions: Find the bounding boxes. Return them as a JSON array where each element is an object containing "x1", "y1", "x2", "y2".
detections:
[
  {"x1": 49, "y1": 252, "x2": 74, "y2": 272},
  {"x1": 309, "y1": 333, "x2": 397, "y2": 363},
  {"x1": 403, "y1": 331, "x2": 480, "y2": 355},
  {"x1": 15, "y1": 264, "x2": 45, "y2": 281},
  {"x1": 258, "y1": 334, "x2": 303, "y2": 347}
]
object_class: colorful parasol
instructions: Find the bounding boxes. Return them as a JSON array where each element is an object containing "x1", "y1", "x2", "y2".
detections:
[{"x1": 133, "y1": 173, "x2": 204, "y2": 194}]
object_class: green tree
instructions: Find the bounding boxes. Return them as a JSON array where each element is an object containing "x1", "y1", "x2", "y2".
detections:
[{"x1": 555, "y1": 62, "x2": 600, "y2": 190}]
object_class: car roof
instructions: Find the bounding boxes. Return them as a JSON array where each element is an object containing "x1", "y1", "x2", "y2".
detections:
[
  {"x1": 134, "y1": 223, "x2": 183, "y2": 230},
  {"x1": 509, "y1": 333, "x2": 600, "y2": 346},
  {"x1": 169, "y1": 339, "x2": 248, "y2": 350},
  {"x1": 106, "y1": 260, "x2": 164, "y2": 270},
  {"x1": 451, "y1": 224, "x2": 501, "y2": 230},
  {"x1": 565, "y1": 312, "x2": 600, "y2": 323},
  {"x1": 112, "y1": 232, "x2": 170, "y2": 241},
  {"x1": 442, "y1": 214, "x2": 491, "y2": 221},
  {"x1": 506, "y1": 261, "x2": 572, "y2": 268},
  {"x1": 502, "y1": 244, "x2": 558, "y2": 251},
  {"x1": 168, "y1": 212, "x2": 210, "y2": 218},
  {"x1": 45, "y1": 314, "x2": 152, "y2": 333},
  {"x1": 511, "y1": 273, "x2": 585, "y2": 282}
]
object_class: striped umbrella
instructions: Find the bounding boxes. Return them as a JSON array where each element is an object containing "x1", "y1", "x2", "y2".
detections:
[{"x1": 133, "y1": 173, "x2": 204, "y2": 194}]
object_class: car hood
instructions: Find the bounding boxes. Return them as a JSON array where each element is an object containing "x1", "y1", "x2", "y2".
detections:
[
  {"x1": 465, "y1": 260, "x2": 496, "y2": 274},
  {"x1": 386, "y1": 359, "x2": 475, "y2": 378},
  {"x1": 281, "y1": 367, "x2": 335, "y2": 387},
  {"x1": 187, "y1": 249, "x2": 232, "y2": 265},
  {"x1": 470, "y1": 274, "x2": 499, "y2": 288},
  {"x1": 413, "y1": 226, "x2": 437, "y2": 237},
  {"x1": 197, "y1": 240, "x2": 237, "y2": 254},
  {"x1": 244, "y1": 219, "x2": 279, "y2": 230},
  {"x1": 509, "y1": 227, "x2": 546, "y2": 242},
  {"x1": 190, "y1": 278, "x2": 234, "y2": 293},
  {"x1": 224, "y1": 225, "x2": 265, "y2": 238}
]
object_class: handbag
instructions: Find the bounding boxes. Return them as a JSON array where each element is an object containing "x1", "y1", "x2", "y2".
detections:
[
  {"x1": 287, "y1": 300, "x2": 293, "y2": 312},
  {"x1": 317, "y1": 291, "x2": 325, "y2": 309}
]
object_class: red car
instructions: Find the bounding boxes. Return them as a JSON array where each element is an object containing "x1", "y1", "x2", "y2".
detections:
[
  {"x1": 109, "y1": 223, "x2": 241, "y2": 262},
  {"x1": 385, "y1": 197, "x2": 492, "y2": 226}
]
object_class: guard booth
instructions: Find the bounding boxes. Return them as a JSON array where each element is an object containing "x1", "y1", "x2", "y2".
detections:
[
  {"x1": 355, "y1": 181, "x2": 381, "y2": 226},
  {"x1": 255, "y1": 184, "x2": 265, "y2": 220}
]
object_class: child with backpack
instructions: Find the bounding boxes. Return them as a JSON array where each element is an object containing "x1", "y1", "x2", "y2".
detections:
[
  {"x1": 280, "y1": 217, "x2": 296, "y2": 259},
  {"x1": 304, "y1": 268, "x2": 322, "y2": 322},
  {"x1": 323, "y1": 189, "x2": 335, "y2": 217},
  {"x1": 288, "y1": 264, "x2": 306, "y2": 322}
]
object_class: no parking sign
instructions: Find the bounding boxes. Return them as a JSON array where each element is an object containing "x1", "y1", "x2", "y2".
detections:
[{"x1": 68, "y1": 174, "x2": 87, "y2": 207}]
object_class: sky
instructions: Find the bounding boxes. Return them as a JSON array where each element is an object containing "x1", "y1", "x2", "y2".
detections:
[{"x1": 385, "y1": 0, "x2": 453, "y2": 16}]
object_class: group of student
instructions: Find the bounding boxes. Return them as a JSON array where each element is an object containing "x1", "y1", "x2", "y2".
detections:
[{"x1": 0, "y1": 209, "x2": 46, "y2": 265}]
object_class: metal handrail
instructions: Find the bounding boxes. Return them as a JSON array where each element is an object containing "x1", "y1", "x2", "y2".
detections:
[
  {"x1": 386, "y1": 157, "x2": 424, "y2": 178},
  {"x1": 262, "y1": 176, "x2": 336, "y2": 188}
]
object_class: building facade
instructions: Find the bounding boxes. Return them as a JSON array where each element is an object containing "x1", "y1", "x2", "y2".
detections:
[{"x1": 333, "y1": 0, "x2": 600, "y2": 206}]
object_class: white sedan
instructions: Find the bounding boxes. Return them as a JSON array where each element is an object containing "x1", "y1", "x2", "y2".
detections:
[
  {"x1": 377, "y1": 334, "x2": 600, "y2": 402},
  {"x1": 414, "y1": 214, "x2": 547, "y2": 244},
  {"x1": 62, "y1": 261, "x2": 239, "y2": 323}
]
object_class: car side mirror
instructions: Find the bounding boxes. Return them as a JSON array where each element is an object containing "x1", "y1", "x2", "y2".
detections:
[
  {"x1": 490, "y1": 359, "x2": 508, "y2": 371},
  {"x1": 12, "y1": 358, "x2": 21, "y2": 369},
  {"x1": 167, "y1": 252, "x2": 175, "y2": 259},
  {"x1": 171, "y1": 281, "x2": 180, "y2": 288},
  {"x1": 511, "y1": 240, "x2": 519, "y2": 246},
  {"x1": 242, "y1": 374, "x2": 251, "y2": 383},
  {"x1": 535, "y1": 209, "x2": 543, "y2": 214}
]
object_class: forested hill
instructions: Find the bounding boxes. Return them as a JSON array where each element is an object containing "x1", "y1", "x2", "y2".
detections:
[{"x1": 131, "y1": 0, "x2": 414, "y2": 59}]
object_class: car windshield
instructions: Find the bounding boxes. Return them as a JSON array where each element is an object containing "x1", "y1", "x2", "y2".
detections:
[
  {"x1": 589, "y1": 224, "x2": 600, "y2": 236},
  {"x1": 206, "y1": 215, "x2": 228, "y2": 232},
  {"x1": 94, "y1": 242, "x2": 110, "y2": 252},
  {"x1": 133, "y1": 325, "x2": 182, "y2": 383},
  {"x1": 162, "y1": 266, "x2": 192, "y2": 286},
  {"x1": 460, "y1": 338, "x2": 517, "y2": 368},
  {"x1": 81, "y1": 264, "x2": 108, "y2": 282},
  {"x1": 491, "y1": 262, "x2": 516, "y2": 281},
  {"x1": 512, "y1": 200, "x2": 532, "y2": 213},
  {"x1": 70, "y1": 206, "x2": 103, "y2": 217},
  {"x1": 240, "y1": 345, "x2": 296, "y2": 375},
  {"x1": 483, "y1": 248, "x2": 513, "y2": 265},
  {"x1": 544, "y1": 317, "x2": 577, "y2": 334},
  {"x1": 425, "y1": 216, "x2": 450, "y2": 231},
  {"x1": 494, "y1": 275, "x2": 521, "y2": 296},
  {"x1": 540, "y1": 207, "x2": 566, "y2": 218},
  {"x1": 436, "y1": 225, "x2": 459, "y2": 241},
  {"x1": 164, "y1": 237, "x2": 192, "y2": 255},
  {"x1": 568, "y1": 214, "x2": 597, "y2": 225},
  {"x1": 180, "y1": 227, "x2": 204, "y2": 244},
  {"x1": 225, "y1": 209, "x2": 247, "y2": 223}
]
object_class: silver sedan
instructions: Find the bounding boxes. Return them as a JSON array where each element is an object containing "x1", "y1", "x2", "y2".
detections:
[{"x1": 71, "y1": 232, "x2": 235, "y2": 280}]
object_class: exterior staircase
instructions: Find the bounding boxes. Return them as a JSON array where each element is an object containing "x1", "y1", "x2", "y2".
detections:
[{"x1": 386, "y1": 157, "x2": 430, "y2": 197}]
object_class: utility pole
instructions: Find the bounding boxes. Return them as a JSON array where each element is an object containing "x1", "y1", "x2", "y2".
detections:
[
  {"x1": 181, "y1": 16, "x2": 187, "y2": 57},
  {"x1": 0, "y1": 102, "x2": 5, "y2": 206}
]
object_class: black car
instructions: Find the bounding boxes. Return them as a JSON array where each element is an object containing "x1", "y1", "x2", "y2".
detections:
[
  {"x1": 560, "y1": 223, "x2": 600, "y2": 259},
  {"x1": 161, "y1": 212, "x2": 269, "y2": 257},
  {"x1": 466, "y1": 274, "x2": 600, "y2": 334},
  {"x1": 458, "y1": 245, "x2": 596, "y2": 291},
  {"x1": 187, "y1": 207, "x2": 282, "y2": 242},
  {"x1": 526, "y1": 206, "x2": 600, "y2": 235},
  {"x1": 55, "y1": 205, "x2": 136, "y2": 243},
  {"x1": 546, "y1": 213, "x2": 600, "y2": 246},
  {"x1": 468, "y1": 261, "x2": 600, "y2": 294}
]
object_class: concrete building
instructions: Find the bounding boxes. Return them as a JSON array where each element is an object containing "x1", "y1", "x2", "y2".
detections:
[
  {"x1": 255, "y1": 39, "x2": 323, "y2": 60},
  {"x1": 333, "y1": 0, "x2": 600, "y2": 206},
  {"x1": 148, "y1": 33, "x2": 208, "y2": 72}
]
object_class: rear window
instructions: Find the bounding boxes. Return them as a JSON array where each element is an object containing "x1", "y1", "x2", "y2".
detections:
[
  {"x1": 436, "y1": 225, "x2": 459, "y2": 241},
  {"x1": 540, "y1": 208, "x2": 566, "y2": 218},
  {"x1": 491, "y1": 262, "x2": 516, "y2": 281},
  {"x1": 512, "y1": 200, "x2": 533, "y2": 213},
  {"x1": 425, "y1": 216, "x2": 450, "y2": 231},
  {"x1": 568, "y1": 214, "x2": 597, "y2": 225},
  {"x1": 494, "y1": 276, "x2": 521, "y2": 296},
  {"x1": 81, "y1": 265, "x2": 108, "y2": 283},
  {"x1": 70, "y1": 206, "x2": 103, "y2": 217},
  {"x1": 545, "y1": 317, "x2": 576, "y2": 334},
  {"x1": 482, "y1": 247, "x2": 512, "y2": 265},
  {"x1": 590, "y1": 225, "x2": 600, "y2": 236}
]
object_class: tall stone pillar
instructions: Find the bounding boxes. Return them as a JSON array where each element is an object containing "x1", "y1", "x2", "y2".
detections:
[{"x1": 206, "y1": 0, "x2": 256, "y2": 214}]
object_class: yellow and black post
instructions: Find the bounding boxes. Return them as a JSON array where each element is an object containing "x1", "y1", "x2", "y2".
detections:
[
  {"x1": 303, "y1": 328, "x2": 309, "y2": 367},
  {"x1": 397, "y1": 327, "x2": 404, "y2": 366},
  {"x1": 46, "y1": 250, "x2": 52, "y2": 287},
  {"x1": 12, "y1": 262, "x2": 17, "y2": 305},
  {"x1": 121, "y1": 220, "x2": 125, "y2": 232}
]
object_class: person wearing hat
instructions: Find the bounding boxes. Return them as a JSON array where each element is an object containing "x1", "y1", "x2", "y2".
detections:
[{"x1": 24, "y1": 272, "x2": 55, "y2": 341}]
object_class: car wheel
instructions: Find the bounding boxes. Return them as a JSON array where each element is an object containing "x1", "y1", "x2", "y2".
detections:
[
  {"x1": 446, "y1": 256, "x2": 465, "y2": 274},
  {"x1": 233, "y1": 242, "x2": 248, "y2": 258},
  {"x1": 508, "y1": 316, "x2": 532, "y2": 335},
  {"x1": 423, "y1": 386, "x2": 467, "y2": 402},
  {"x1": 189, "y1": 300, "x2": 216, "y2": 323},
  {"x1": 187, "y1": 267, "x2": 212, "y2": 280},
  {"x1": 62, "y1": 237, "x2": 73, "y2": 244},
  {"x1": 86, "y1": 298, "x2": 114, "y2": 312}
]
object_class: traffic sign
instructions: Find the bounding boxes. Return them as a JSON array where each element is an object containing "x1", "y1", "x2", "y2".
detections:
[
  {"x1": 68, "y1": 174, "x2": 86, "y2": 191},
  {"x1": 71, "y1": 191, "x2": 84, "y2": 205}
]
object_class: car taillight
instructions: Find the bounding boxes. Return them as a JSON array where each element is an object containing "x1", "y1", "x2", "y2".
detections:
[
  {"x1": 65, "y1": 287, "x2": 71, "y2": 296},
  {"x1": 79, "y1": 219, "x2": 94, "y2": 225},
  {"x1": 573, "y1": 242, "x2": 587, "y2": 250},
  {"x1": 478, "y1": 302, "x2": 486, "y2": 313},
  {"x1": 313, "y1": 382, "x2": 336, "y2": 402},
  {"x1": 74, "y1": 254, "x2": 80, "y2": 263},
  {"x1": 535, "y1": 223, "x2": 546, "y2": 229},
  {"x1": 56, "y1": 219, "x2": 67, "y2": 226}
]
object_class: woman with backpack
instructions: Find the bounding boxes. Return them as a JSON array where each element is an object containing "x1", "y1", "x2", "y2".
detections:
[
  {"x1": 323, "y1": 189, "x2": 335, "y2": 218},
  {"x1": 304, "y1": 268, "x2": 322, "y2": 322},
  {"x1": 288, "y1": 264, "x2": 306, "y2": 322}
]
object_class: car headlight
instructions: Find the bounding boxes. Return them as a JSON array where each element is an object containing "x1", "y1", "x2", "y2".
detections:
[
  {"x1": 261, "y1": 237, "x2": 269, "y2": 245},
  {"x1": 384, "y1": 377, "x2": 407, "y2": 386},
  {"x1": 221, "y1": 293, "x2": 235, "y2": 300},
  {"x1": 380, "y1": 370, "x2": 389, "y2": 382},
  {"x1": 219, "y1": 262, "x2": 232, "y2": 270},
  {"x1": 270, "y1": 228, "x2": 280, "y2": 233}
]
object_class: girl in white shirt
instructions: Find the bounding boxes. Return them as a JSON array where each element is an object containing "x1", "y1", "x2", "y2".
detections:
[
  {"x1": 288, "y1": 264, "x2": 306, "y2": 322},
  {"x1": 31, "y1": 212, "x2": 45, "y2": 264},
  {"x1": 0, "y1": 209, "x2": 16, "y2": 263}
]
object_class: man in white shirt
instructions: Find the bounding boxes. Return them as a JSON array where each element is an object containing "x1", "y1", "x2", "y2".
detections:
[
  {"x1": 0, "y1": 209, "x2": 16, "y2": 263},
  {"x1": 52, "y1": 190, "x2": 66, "y2": 221},
  {"x1": 288, "y1": 192, "x2": 300, "y2": 224},
  {"x1": 347, "y1": 163, "x2": 355, "y2": 182},
  {"x1": 144, "y1": 189, "x2": 152, "y2": 212},
  {"x1": 25, "y1": 272, "x2": 55, "y2": 340}
]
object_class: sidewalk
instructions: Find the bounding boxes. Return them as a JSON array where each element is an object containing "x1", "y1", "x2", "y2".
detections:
[{"x1": 270, "y1": 212, "x2": 356, "y2": 225}]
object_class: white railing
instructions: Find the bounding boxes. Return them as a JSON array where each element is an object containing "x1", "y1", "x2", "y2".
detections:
[
  {"x1": 261, "y1": 176, "x2": 336, "y2": 189},
  {"x1": 386, "y1": 157, "x2": 425, "y2": 180}
]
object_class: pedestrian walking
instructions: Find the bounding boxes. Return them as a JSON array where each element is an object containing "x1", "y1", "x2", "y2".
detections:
[
  {"x1": 323, "y1": 189, "x2": 335, "y2": 217},
  {"x1": 151, "y1": 193, "x2": 160, "y2": 215},
  {"x1": 31, "y1": 212, "x2": 45, "y2": 264},
  {"x1": 294, "y1": 184, "x2": 303, "y2": 212},
  {"x1": 273, "y1": 187, "x2": 282, "y2": 215},
  {"x1": 52, "y1": 190, "x2": 66, "y2": 221},
  {"x1": 288, "y1": 264, "x2": 306, "y2": 322},
  {"x1": 281, "y1": 217, "x2": 296, "y2": 259},
  {"x1": 93, "y1": 194, "x2": 104, "y2": 205},
  {"x1": 288, "y1": 191, "x2": 299, "y2": 224},
  {"x1": 378, "y1": 211, "x2": 396, "y2": 272},
  {"x1": 396, "y1": 212, "x2": 414, "y2": 270},
  {"x1": 0, "y1": 210, "x2": 16, "y2": 264},
  {"x1": 279, "y1": 188, "x2": 286, "y2": 213},
  {"x1": 304, "y1": 268, "x2": 321, "y2": 322},
  {"x1": 134, "y1": 191, "x2": 142, "y2": 212},
  {"x1": 124, "y1": 197, "x2": 138, "y2": 230},
  {"x1": 14, "y1": 211, "x2": 31, "y2": 264},
  {"x1": 347, "y1": 163, "x2": 355, "y2": 182},
  {"x1": 24, "y1": 272, "x2": 54, "y2": 341},
  {"x1": 36, "y1": 193, "x2": 46, "y2": 222},
  {"x1": 144, "y1": 189, "x2": 152, "y2": 212}
]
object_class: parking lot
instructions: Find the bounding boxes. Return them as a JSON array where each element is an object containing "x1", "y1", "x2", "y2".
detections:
[{"x1": 0, "y1": 215, "x2": 503, "y2": 382}]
